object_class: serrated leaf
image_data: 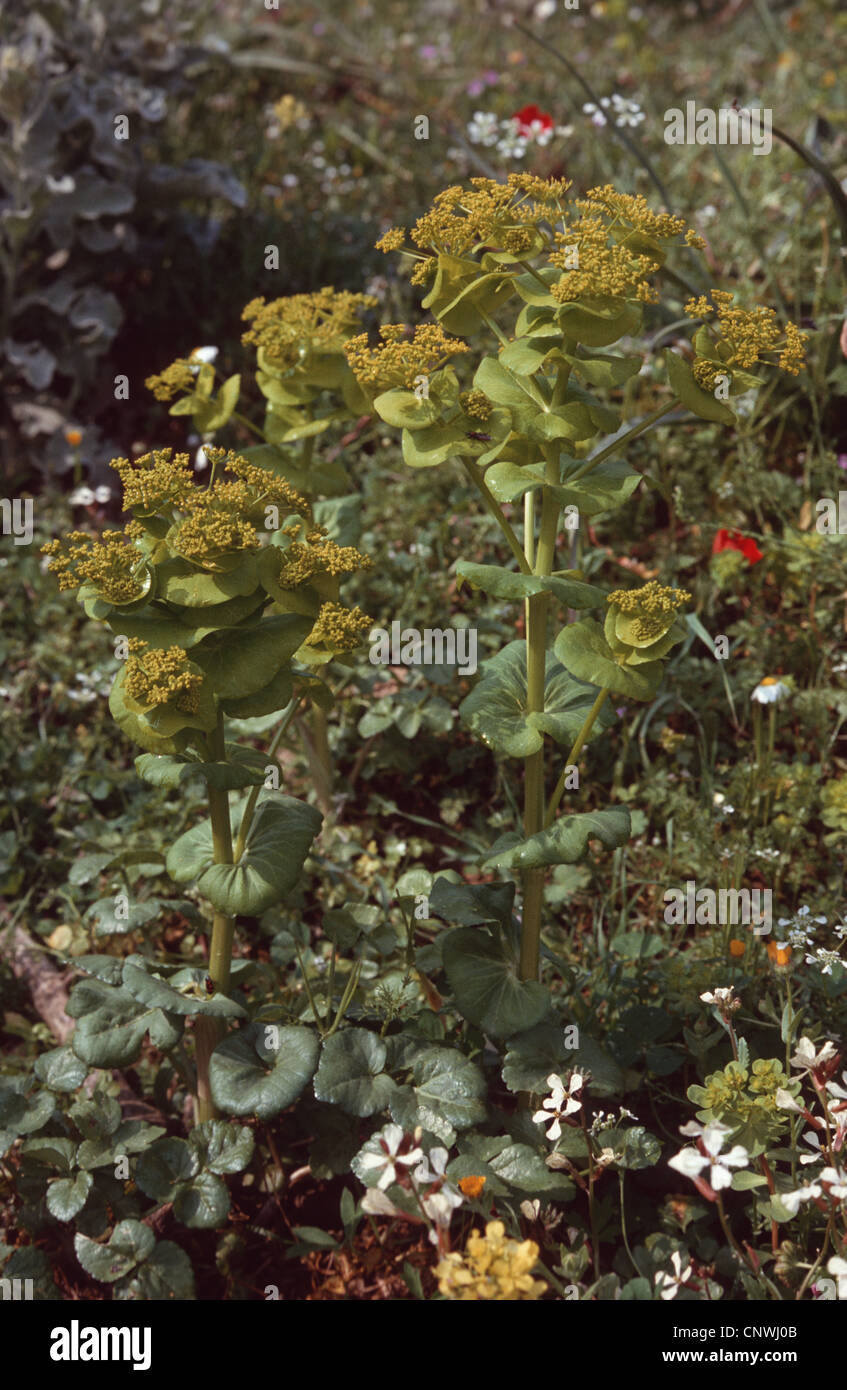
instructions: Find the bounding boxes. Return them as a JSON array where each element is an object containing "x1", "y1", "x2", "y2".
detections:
[
  {"x1": 389, "y1": 1048, "x2": 487, "y2": 1145},
  {"x1": 135, "y1": 1138, "x2": 201, "y2": 1202},
  {"x1": 114, "y1": 1240, "x2": 195, "y2": 1300},
  {"x1": 74, "y1": 1220, "x2": 155, "y2": 1283},
  {"x1": 47, "y1": 1172, "x2": 93, "y2": 1221},
  {"x1": 190, "y1": 1121, "x2": 254, "y2": 1175},
  {"x1": 33, "y1": 1047, "x2": 88, "y2": 1093},
  {"x1": 173, "y1": 1171, "x2": 230, "y2": 1228}
]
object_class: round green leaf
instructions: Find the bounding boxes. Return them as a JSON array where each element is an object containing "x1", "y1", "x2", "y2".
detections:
[
  {"x1": 442, "y1": 929, "x2": 550, "y2": 1038},
  {"x1": 209, "y1": 1024, "x2": 319, "y2": 1120},
  {"x1": 313, "y1": 1030, "x2": 397, "y2": 1117},
  {"x1": 47, "y1": 1171, "x2": 93, "y2": 1222},
  {"x1": 74, "y1": 1220, "x2": 155, "y2": 1283}
]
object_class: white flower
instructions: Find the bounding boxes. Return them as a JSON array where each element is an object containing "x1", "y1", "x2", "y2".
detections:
[
  {"x1": 533, "y1": 0, "x2": 557, "y2": 17},
  {"x1": 189, "y1": 346, "x2": 218, "y2": 372},
  {"x1": 356, "y1": 1124, "x2": 423, "y2": 1191},
  {"x1": 467, "y1": 111, "x2": 500, "y2": 146},
  {"x1": 610, "y1": 95, "x2": 645, "y2": 128},
  {"x1": 495, "y1": 119, "x2": 528, "y2": 159},
  {"x1": 774, "y1": 1087, "x2": 805, "y2": 1114},
  {"x1": 654, "y1": 1250, "x2": 693, "y2": 1300},
  {"x1": 669, "y1": 1120, "x2": 749, "y2": 1191},
  {"x1": 94, "y1": 485, "x2": 112, "y2": 504},
  {"x1": 412, "y1": 1147, "x2": 450, "y2": 1186},
  {"x1": 532, "y1": 1071, "x2": 583, "y2": 1141},
  {"x1": 780, "y1": 1182, "x2": 822, "y2": 1215},
  {"x1": 700, "y1": 986, "x2": 737, "y2": 1007},
  {"x1": 807, "y1": 948, "x2": 842, "y2": 976},
  {"x1": 195, "y1": 444, "x2": 212, "y2": 472},
  {"x1": 421, "y1": 1187, "x2": 464, "y2": 1242},
  {"x1": 360, "y1": 1188, "x2": 401, "y2": 1216},
  {"x1": 46, "y1": 175, "x2": 76, "y2": 194},
  {"x1": 791, "y1": 1037, "x2": 839, "y2": 1072},
  {"x1": 69, "y1": 486, "x2": 95, "y2": 506},
  {"x1": 800, "y1": 1130, "x2": 825, "y2": 1165},
  {"x1": 820, "y1": 1166, "x2": 847, "y2": 1199},
  {"x1": 583, "y1": 100, "x2": 609, "y2": 127},
  {"x1": 751, "y1": 678, "x2": 790, "y2": 704}
]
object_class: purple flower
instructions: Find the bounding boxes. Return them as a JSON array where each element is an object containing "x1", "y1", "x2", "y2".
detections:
[
  {"x1": 838, "y1": 454, "x2": 847, "y2": 471},
  {"x1": 419, "y1": 44, "x2": 440, "y2": 61},
  {"x1": 466, "y1": 79, "x2": 485, "y2": 97}
]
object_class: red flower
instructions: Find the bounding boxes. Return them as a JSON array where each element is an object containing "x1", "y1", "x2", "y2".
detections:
[
  {"x1": 712, "y1": 529, "x2": 763, "y2": 565},
  {"x1": 512, "y1": 103, "x2": 553, "y2": 135}
]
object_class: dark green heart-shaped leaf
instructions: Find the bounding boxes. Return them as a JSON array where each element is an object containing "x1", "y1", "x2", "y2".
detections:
[
  {"x1": 442, "y1": 928, "x2": 549, "y2": 1038},
  {"x1": 313, "y1": 1030, "x2": 397, "y2": 1116},
  {"x1": 209, "y1": 1024, "x2": 319, "y2": 1120},
  {"x1": 389, "y1": 1047, "x2": 487, "y2": 1145},
  {"x1": 74, "y1": 1220, "x2": 155, "y2": 1283},
  {"x1": 47, "y1": 1171, "x2": 93, "y2": 1222}
]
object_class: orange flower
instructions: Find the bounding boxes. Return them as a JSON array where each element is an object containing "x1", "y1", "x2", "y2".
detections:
[
  {"x1": 767, "y1": 941, "x2": 791, "y2": 967},
  {"x1": 65, "y1": 427, "x2": 83, "y2": 447},
  {"x1": 458, "y1": 1175, "x2": 486, "y2": 1199},
  {"x1": 729, "y1": 939, "x2": 746, "y2": 958}
]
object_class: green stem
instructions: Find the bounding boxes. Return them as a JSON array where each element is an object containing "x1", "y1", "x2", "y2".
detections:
[
  {"x1": 520, "y1": 450, "x2": 560, "y2": 983},
  {"x1": 567, "y1": 401, "x2": 677, "y2": 484},
  {"x1": 460, "y1": 458, "x2": 532, "y2": 574},
  {"x1": 545, "y1": 687, "x2": 610, "y2": 827},
  {"x1": 194, "y1": 708, "x2": 235, "y2": 1125}
]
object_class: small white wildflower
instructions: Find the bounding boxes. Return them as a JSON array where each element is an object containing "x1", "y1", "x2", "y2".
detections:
[
  {"x1": 700, "y1": 986, "x2": 737, "y2": 1007},
  {"x1": 654, "y1": 1249, "x2": 693, "y2": 1301},
  {"x1": 467, "y1": 111, "x2": 500, "y2": 146},
  {"x1": 780, "y1": 1182, "x2": 822, "y2": 1215},
  {"x1": 820, "y1": 1166, "x2": 847, "y2": 1200},
  {"x1": 532, "y1": 1071, "x2": 583, "y2": 1141},
  {"x1": 356, "y1": 1124, "x2": 423, "y2": 1191},
  {"x1": 669, "y1": 1120, "x2": 749, "y2": 1191},
  {"x1": 46, "y1": 175, "x2": 76, "y2": 194},
  {"x1": 69, "y1": 487, "x2": 95, "y2": 506},
  {"x1": 791, "y1": 1037, "x2": 839, "y2": 1072},
  {"x1": 189, "y1": 346, "x2": 218, "y2": 371},
  {"x1": 751, "y1": 678, "x2": 790, "y2": 704}
]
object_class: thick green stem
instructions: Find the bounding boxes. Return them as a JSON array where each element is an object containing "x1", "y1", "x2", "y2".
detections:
[
  {"x1": 194, "y1": 709, "x2": 234, "y2": 1125},
  {"x1": 520, "y1": 451, "x2": 560, "y2": 983}
]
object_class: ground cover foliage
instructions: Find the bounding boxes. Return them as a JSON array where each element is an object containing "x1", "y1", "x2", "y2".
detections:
[{"x1": 2, "y1": 0, "x2": 847, "y2": 1303}]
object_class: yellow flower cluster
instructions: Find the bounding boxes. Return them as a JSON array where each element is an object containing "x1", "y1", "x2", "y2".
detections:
[
  {"x1": 144, "y1": 358, "x2": 198, "y2": 402},
  {"x1": 273, "y1": 94, "x2": 308, "y2": 129},
  {"x1": 41, "y1": 531, "x2": 145, "y2": 605},
  {"x1": 685, "y1": 289, "x2": 807, "y2": 388},
  {"x1": 406, "y1": 175, "x2": 573, "y2": 262},
  {"x1": 460, "y1": 389, "x2": 493, "y2": 421},
  {"x1": 434, "y1": 1221, "x2": 547, "y2": 1301},
  {"x1": 274, "y1": 529, "x2": 372, "y2": 588},
  {"x1": 551, "y1": 216, "x2": 661, "y2": 304},
  {"x1": 607, "y1": 580, "x2": 692, "y2": 643},
  {"x1": 345, "y1": 323, "x2": 469, "y2": 392},
  {"x1": 579, "y1": 186, "x2": 706, "y2": 250},
  {"x1": 124, "y1": 639, "x2": 203, "y2": 713},
  {"x1": 240, "y1": 288, "x2": 377, "y2": 370},
  {"x1": 309, "y1": 601, "x2": 372, "y2": 652},
  {"x1": 173, "y1": 504, "x2": 259, "y2": 565},
  {"x1": 375, "y1": 227, "x2": 405, "y2": 254},
  {"x1": 111, "y1": 449, "x2": 196, "y2": 513},
  {"x1": 201, "y1": 449, "x2": 310, "y2": 515}
]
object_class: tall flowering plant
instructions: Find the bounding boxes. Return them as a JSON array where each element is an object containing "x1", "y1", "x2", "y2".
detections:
[
  {"x1": 43, "y1": 441, "x2": 373, "y2": 1122},
  {"x1": 349, "y1": 174, "x2": 806, "y2": 1036}
]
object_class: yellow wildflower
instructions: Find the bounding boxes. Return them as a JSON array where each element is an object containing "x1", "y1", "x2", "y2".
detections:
[
  {"x1": 272, "y1": 94, "x2": 308, "y2": 129},
  {"x1": 344, "y1": 323, "x2": 469, "y2": 393},
  {"x1": 685, "y1": 289, "x2": 807, "y2": 387},
  {"x1": 274, "y1": 530, "x2": 372, "y2": 589},
  {"x1": 435, "y1": 1220, "x2": 547, "y2": 1301},
  {"x1": 375, "y1": 227, "x2": 406, "y2": 254},
  {"x1": 111, "y1": 449, "x2": 196, "y2": 513},
  {"x1": 144, "y1": 358, "x2": 197, "y2": 402},
  {"x1": 308, "y1": 601, "x2": 372, "y2": 652},
  {"x1": 459, "y1": 389, "x2": 493, "y2": 421},
  {"x1": 240, "y1": 288, "x2": 377, "y2": 370},
  {"x1": 607, "y1": 580, "x2": 691, "y2": 644},
  {"x1": 124, "y1": 639, "x2": 203, "y2": 714},
  {"x1": 41, "y1": 530, "x2": 146, "y2": 605}
]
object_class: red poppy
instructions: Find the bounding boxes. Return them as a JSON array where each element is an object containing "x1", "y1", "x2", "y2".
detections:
[
  {"x1": 712, "y1": 529, "x2": 763, "y2": 565},
  {"x1": 512, "y1": 103, "x2": 553, "y2": 135}
]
